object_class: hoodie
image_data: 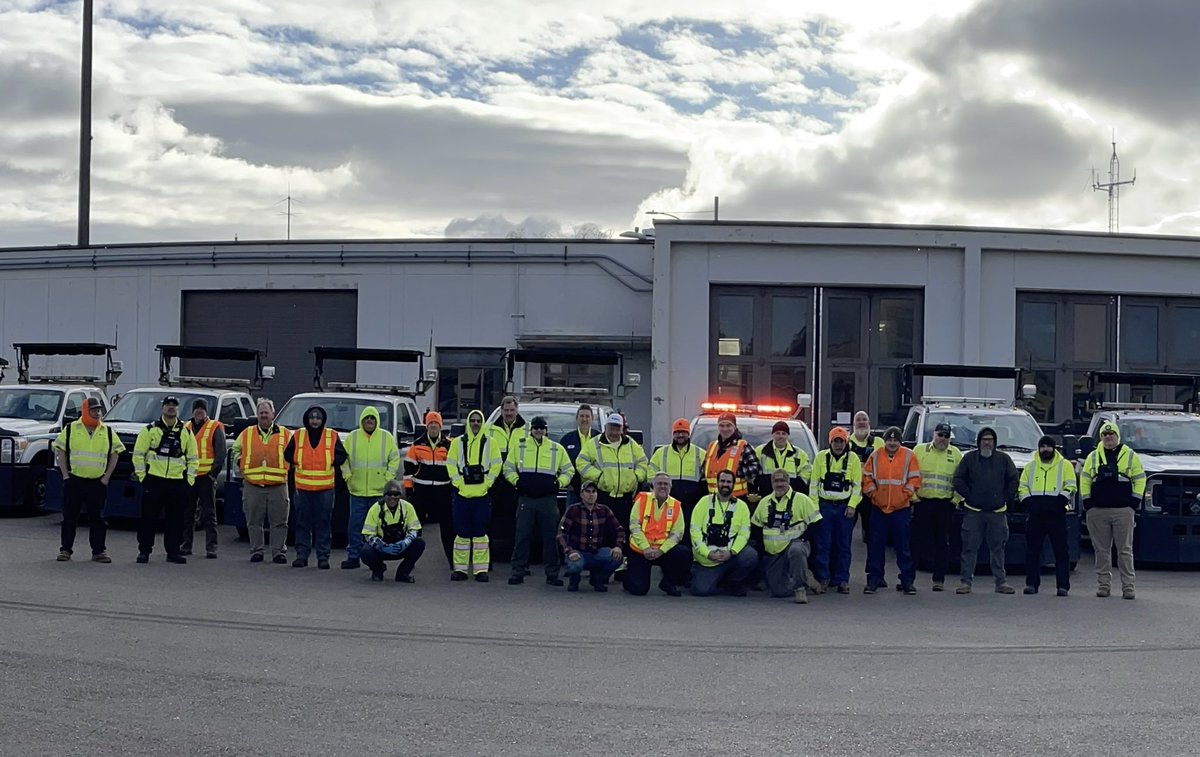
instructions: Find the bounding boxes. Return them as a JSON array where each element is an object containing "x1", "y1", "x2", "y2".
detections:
[
  {"x1": 340, "y1": 405, "x2": 400, "y2": 497},
  {"x1": 952, "y1": 427, "x2": 1019, "y2": 513},
  {"x1": 283, "y1": 405, "x2": 348, "y2": 467},
  {"x1": 448, "y1": 409, "x2": 502, "y2": 498}
]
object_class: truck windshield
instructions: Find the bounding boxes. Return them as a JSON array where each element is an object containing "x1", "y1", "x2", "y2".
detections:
[
  {"x1": 277, "y1": 399, "x2": 393, "y2": 433},
  {"x1": 107, "y1": 392, "x2": 213, "y2": 423},
  {"x1": 923, "y1": 412, "x2": 1043, "y2": 450},
  {"x1": 1117, "y1": 417, "x2": 1200, "y2": 454},
  {"x1": 0, "y1": 389, "x2": 64, "y2": 422}
]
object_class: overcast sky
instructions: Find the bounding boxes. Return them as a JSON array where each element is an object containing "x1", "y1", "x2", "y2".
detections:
[{"x1": 2, "y1": 0, "x2": 1197, "y2": 246}]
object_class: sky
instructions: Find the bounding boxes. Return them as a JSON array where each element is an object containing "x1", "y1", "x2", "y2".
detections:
[{"x1": 2, "y1": 0, "x2": 1198, "y2": 246}]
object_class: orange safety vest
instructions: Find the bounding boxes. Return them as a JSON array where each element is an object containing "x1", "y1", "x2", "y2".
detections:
[
  {"x1": 862, "y1": 446, "x2": 921, "y2": 514},
  {"x1": 193, "y1": 419, "x2": 222, "y2": 476},
  {"x1": 238, "y1": 425, "x2": 289, "y2": 486},
  {"x1": 704, "y1": 438, "x2": 749, "y2": 497},
  {"x1": 631, "y1": 491, "x2": 681, "y2": 554},
  {"x1": 292, "y1": 427, "x2": 337, "y2": 491}
]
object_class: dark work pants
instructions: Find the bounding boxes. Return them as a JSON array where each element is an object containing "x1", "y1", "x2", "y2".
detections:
[
  {"x1": 1025, "y1": 498, "x2": 1071, "y2": 591},
  {"x1": 866, "y1": 507, "x2": 914, "y2": 588},
  {"x1": 597, "y1": 491, "x2": 634, "y2": 533},
  {"x1": 138, "y1": 476, "x2": 188, "y2": 558},
  {"x1": 412, "y1": 483, "x2": 454, "y2": 565},
  {"x1": 293, "y1": 488, "x2": 334, "y2": 562},
  {"x1": 510, "y1": 495, "x2": 560, "y2": 579},
  {"x1": 62, "y1": 477, "x2": 107, "y2": 555},
  {"x1": 912, "y1": 498, "x2": 954, "y2": 583},
  {"x1": 182, "y1": 474, "x2": 219, "y2": 555},
  {"x1": 623, "y1": 544, "x2": 692, "y2": 595},
  {"x1": 360, "y1": 538, "x2": 426, "y2": 578}
]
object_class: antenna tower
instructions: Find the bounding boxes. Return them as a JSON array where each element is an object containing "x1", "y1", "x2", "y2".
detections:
[{"x1": 1092, "y1": 135, "x2": 1135, "y2": 233}]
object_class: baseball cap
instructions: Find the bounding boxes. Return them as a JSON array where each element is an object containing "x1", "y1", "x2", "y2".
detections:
[
  {"x1": 580, "y1": 480, "x2": 598, "y2": 491},
  {"x1": 162, "y1": 396, "x2": 180, "y2": 407},
  {"x1": 530, "y1": 416, "x2": 549, "y2": 430},
  {"x1": 424, "y1": 411, "x2": 443, "y2": 427},
  {"x1": 934, "y1": 422, "x2": 952, "y2": 436},
  {"x1": 883, "y1": 426, "x2": 902, "y2": 441},
  {"x1": 828, "y1": 426, "x2": 848, "y2": 443},
  {"x1": 605, "y1": 412, "x2": 624, "y2": 426},
  {"x1": 771, "y1": 420, "x2": 790, "y2": 435},
  {"x1": 717, "y1": 412, "x2": 736, "y2": 425},
  {"x1": 672, "y1": 418, "x2": 690, "y2": 434}
]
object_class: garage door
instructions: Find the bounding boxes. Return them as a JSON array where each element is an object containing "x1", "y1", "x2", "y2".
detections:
[{"x1": 180, "y1": 289, "x2": 358, "y2": 404}]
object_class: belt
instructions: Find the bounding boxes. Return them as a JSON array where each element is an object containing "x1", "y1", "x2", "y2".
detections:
[{"x1": 246, "y1": 482, "x2": 285, "y2": 489}]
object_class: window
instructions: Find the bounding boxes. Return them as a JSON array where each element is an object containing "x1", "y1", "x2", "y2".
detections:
[
  {"x1": 63, "y1": 393, "x2": 85, "y2": 422},
  {"x1": 716, "y1": 364, "x2": 752, "y2": 401},
  {"x1": 540, "y1": 362, "x2": 612, "y2": 391},
  {"x1": 1073, "y1": 303, "x2": 1108, "y2": 362},
  {"x1": 877, "y1": 298, "x2": 916, "y2": 360},
  {"x1": 770, "y1": 296, "x2": 808, "y2": 357},
  {"x1": 1170, "y1": 307, "x2": 1200, "y2": 370},
  {"x1": 436, "y1": 348, "x2": 505, "y2": 420},
  {"x1": 1122, "y1": 305, "x2": 1159, "y2": 365},
  {"x1": 716, "y1": 295, "x2": 754, "y2": 356},
  {"x1": 219, "y1": 398, "x2": 241, "y2": 425},
  {"x1": 1017, "y1": 301, "x2": 1056, "y2": 363},
  {"x1": 826, "y1": 297, "x2": 862, "y2": 359}
]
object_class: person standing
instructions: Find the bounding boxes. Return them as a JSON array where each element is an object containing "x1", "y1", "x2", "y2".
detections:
[
  {"x1": 690, "y1": 470, "x2": 757, "y2": 597},
  {"x1": 52, "y1": 397, "x2": 123, "y2": 563},
  {"x1": 558, "y1": 404, "x2": 594, "y2": 505},
  {"x1": 755, "y1": 421, "x2": 812, "y2": 496},
  {"x1": 1080, "y1": 421, "x2": 1144, "y2": 600},
  {"x1": 487, "y1": 395, "x2": 527, "y2": 541},
  {"x1": 404, "y1": 411, "x2": 454, "y2": 564},
  {"x1": 809, "y1": 426, "x2": 862, "y2": 594},
  {"x1": 182, "y1": 398, "x2": 225, "y2": 559},
  {"x1": 557, "y1": 480, "x2": 626, "y2": 592},
  {"x1": 623, "y1": 472, "x2": 691, "y2": 597},
  {"x1": 702, "y1": 412, "x2": 761, "y2": 505},
  {"x1": 953, "y1": 427, "x2": 1019, "y2": 595},
  {"x1": 847, "y1": 411, "x2": 883, "y2": 544},
  {"x1": 911, "y1": 422, "x2": 962, "y2": 591},
  {"x1": 446, "y1": 409, "x2": 501, "y2": 582},
  {"x1": 339, "y1": 406, "x2": 401, "y2": 569},
  {"x1": 233, "y1": 398, "x2": 291, "y2": 564},
  {"x1": 132, "y1": 396, "x2": 198, "y2": 564},
  {"x1": 648, "y1": 419, "x2": 707, "y2": 526},
  {"x1": 284, "y1": 405, "x2": 346, "y2": 570},
  {"x1": 577, "y1": 412, "x2": 650, "y2": 533},
  {"x1": 1020, "y1": 435, "x2": 1077, "y2": 597},
  {"x1": 506, "y1": 416, "x2": 574, "y2": 586},
  {"x1": 861, "y1": 427, "x2": 921, "y2": 595},
  {"x1": 359, "y1": 480, "x2": 426, "y2": 583}
]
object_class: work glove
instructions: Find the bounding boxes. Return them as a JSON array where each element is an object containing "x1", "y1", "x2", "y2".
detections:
[{"x1": 367, "y1": 536, "x2": 386, "y2": 551}]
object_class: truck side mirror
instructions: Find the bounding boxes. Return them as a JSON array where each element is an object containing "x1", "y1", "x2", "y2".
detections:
[
  {"x1": 1061, "y1": 435, "x2": 1078, "y2": 460},
  {"x1": 1078, "y1": 436, "x2": 1096, "y2": 458}
]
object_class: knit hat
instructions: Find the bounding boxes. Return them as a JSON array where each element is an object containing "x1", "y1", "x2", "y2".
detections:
[
  {"x1": 771, "y1": 421, "x2": 790, "y2": 434},
  {"x1": 1037, "y1": 435, "x2": 1056, "y2": 448},
  {"x1": 717, "y1": 412, "x2": 737, "y2": 425},
  {"x1": 883, "y1": 426, "x2": 902, "y2": 441},
  {"x1": 1099, "y1": 421, "x2": 1120, "y2": 440},
  {"x1": 424, "y1": 411, "x2": 443, "y2": 427}
]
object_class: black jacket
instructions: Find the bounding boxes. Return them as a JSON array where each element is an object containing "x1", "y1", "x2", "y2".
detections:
[{"x1": 953, "y1": 428, "x2": 1019, "y2": 512}]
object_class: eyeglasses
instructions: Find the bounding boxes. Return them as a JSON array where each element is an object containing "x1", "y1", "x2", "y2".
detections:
[{"x1": 384, "y1": 492, "x2": 402, "y2": 498}]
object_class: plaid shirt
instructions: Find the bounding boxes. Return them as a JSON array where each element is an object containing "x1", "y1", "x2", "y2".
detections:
[{"x1": 557, "y1": 502, "x2": 627, "y2": 554}]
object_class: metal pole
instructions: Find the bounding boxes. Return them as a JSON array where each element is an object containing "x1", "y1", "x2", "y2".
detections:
[
  {"x1": 713, "y1": 195, "x2": 719, "y2": 222},
  {"x1": 77, "y1": 0, "x2": 93, "y2": 248}
]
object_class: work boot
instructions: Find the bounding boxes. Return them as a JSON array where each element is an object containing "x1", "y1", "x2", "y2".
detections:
[
  {"x1": 902, "y1": 585, "x2": 917, "y2": 596},
  {"x1": 272, "y1": 554, "x2": 287, "y2": 565},
  {"x1": 396, "y1": 573, "x2": 415, "y2": 584},
  {"x1": 292, "y1": 559, "x2": 308, "y2": 568},
  {"x1": 179, "y1": 550, "x2": 192, "y2": 557},
  {"x1": 995, "y1": 584, "x2": 1015, "y2": 595},
  {"x1": 450, "y1": 572, "x2": 468, "y2": 581},
  {"x1": 863, "y1": 584, "x2": 876, "y2": 595},
  {"x1": 250, "y1": 553, "x2": 264, "y2": 563},
  {"x1": 1122, "y1": 588, "x2": 1135, "y2": 600},
  {"x1": 340, "y1": 558, "x2": 360, "y2": 569},
  {"x1": 955, "y1": 583, "x2": 972, "y2": 594},
  {"x1": 370, "y1": 571, "x2": 384, "y2": 582},
  {"x1": 165, "y1": 555, "x2": 187, "y2": 564},
  {"x1": 567, "y1": 575, "x2": 580, "y2": 592},
  {"x1": 91, "y1": 552, "x2": 111, "y2": 564},
  {"x1": 545, "y1": 576, "x2": 563, "y2": 587},
  {"x1": 1096, "y1": 586, "x2": 1111, "y2": 598},
  {"x1": 508, "y1": 576, "x2": 524, "y2": 585},
  {"x1": 206, "y1": 552, "x2": 218, "y2": 559},
  {"x1": 1023, "y1": 586, "x2": 1038, "y2": 595},
  {"x1": 659, "y1": 581, "x2": 682, "y2": 597},
  {"x1": 56, "y1": 550, "x2": 71, "y2": 562},
  {"x1": 931, "y1": 582, "x2": 944, "y2": 592},
  {"x1": 836, "y1": 583, "x2": 850, "y2": 594},
  {"x1": 593, "y1": 582, "x2": 608, "y2": 593},
  {"x1": 804, "y1": 574, "x2": 824, "y2": 594},
  {"x1": 793, "y1": 588, "x2": 808, "y2": 604},
  {"x1": 1056, "y1": 588, "x2": 1069, "y2": 597},
  {"x1": 729, "y1": 585, "x2": 749, "y2": 597},
  {"x1": 474, "y1": 572, "x2": 489, "y2": 583},
  {"x1": 317, "y1": 560, "x2": 330, "y2": 570},
  {"x1": 136, "y1": 553, "x2": 150, "y2": 564}
]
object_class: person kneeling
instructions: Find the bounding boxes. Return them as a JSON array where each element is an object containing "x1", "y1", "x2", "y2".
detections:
[
  {"x1": 752, "y1": 469, "x2": 823, "y2": 604},
  {"x1": 690, "y1": 470, "x2": 757, "y2": 597},
  {"x1": 360, "y1": 481, "x2": 426, "y2": 583},
  {"x1": 558, "y1": 481, "x2": 626, "y2": 593}
]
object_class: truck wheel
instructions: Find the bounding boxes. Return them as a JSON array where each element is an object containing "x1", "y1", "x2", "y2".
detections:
[{"x1": 23, "y1": 462, "x2": 47, "y2": 514}]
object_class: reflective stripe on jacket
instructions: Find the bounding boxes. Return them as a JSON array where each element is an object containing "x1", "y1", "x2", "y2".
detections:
[
  {"x1": 292, "y1": 427, "x2": 337, "y2": 491},
  {"x1": 53, "y1": 421, "x2": 124, "y2": 479},
  {"x1": 750, "y1": 490, "x2": 822, "y2": 555},
  {"x1": 862, "y1": 446, "x2": 920, "y2": 513},
  {"x1": 237, "y1": 425, "x2": 290, "y2": 486},
  {"x1": 628, "y1": 491, "x2": 685, "y2": 554},
  {"x1": 578, "y1": 435, "x2": 650, "y2": 496},
  {"x1": 809, "y1": 449, "x2": 862, "y2": 508},
  {"x1": 913, "y1": 442, "x2": 962, "y2": 502}
]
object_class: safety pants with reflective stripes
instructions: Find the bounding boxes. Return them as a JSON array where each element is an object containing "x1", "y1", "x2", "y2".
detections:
[{"x1": 452, "y1": 493, "x2": 491, "y2": 574}]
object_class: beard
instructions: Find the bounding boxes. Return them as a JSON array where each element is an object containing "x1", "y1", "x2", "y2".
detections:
[
  {"x1": 980, "y1": 447, "x2": 993, "y2": 458},
  {"x1": 1039, "y1": 451, "x2": 1055, "y2": 462},
  {"x1": 718, "y1": 486, "x2": 733, "y2": 498}
]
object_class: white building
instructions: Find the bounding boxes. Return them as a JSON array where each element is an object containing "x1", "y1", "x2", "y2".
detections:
[{"x1": 3, "y1": 222, "x2": 1200, "y2": 446}]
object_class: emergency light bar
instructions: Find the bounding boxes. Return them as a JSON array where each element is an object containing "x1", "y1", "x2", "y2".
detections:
[
  {"x1": 14, "y1": 342, "x2": 122, "y2": 386},
  {"x1": 700, "y1": 401, "x2": 795, "y2": 416},
  {"x1": 312, "y1": 346, "x2": 434, "y2": 396},
  {"x1": 157, "y1": 344, "x2": 270, "y2": 390},
  {"x1": 1086, "y1": 370, "x2": 1200, "y2": 412}
]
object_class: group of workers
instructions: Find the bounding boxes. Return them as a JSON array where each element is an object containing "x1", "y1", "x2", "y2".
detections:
[{"x1": 50, "y1": 396, "x2": 1144, "y2": 601}]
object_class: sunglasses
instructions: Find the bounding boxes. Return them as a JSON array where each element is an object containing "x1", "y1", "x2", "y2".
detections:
[
  {"x1": 384, "y1": 491, "x2": 402, "y2": 498},
  {"x1": 1101, "y1": 431, "x2": 1117, "y2": 436},
  {"x1": 935, "y1": 432, "x2": 950, "y2": 438}
]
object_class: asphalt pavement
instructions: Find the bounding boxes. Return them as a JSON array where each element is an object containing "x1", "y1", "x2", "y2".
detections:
[{"x1": 2, "y1": 514, "x2": 1200, "y2": 756}]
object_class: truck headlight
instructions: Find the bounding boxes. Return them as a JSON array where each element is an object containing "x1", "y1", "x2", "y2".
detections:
[
  {"x1": 1143, "y1": 481, "x2": 1161, "y2": 514},
  {"x1": 1, "y1": 437, "x2": 28, "y2": 464}
]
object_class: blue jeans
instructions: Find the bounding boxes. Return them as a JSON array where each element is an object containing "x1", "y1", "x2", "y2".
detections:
[
  {"x1": 813, "y1": 500, "x2": 855, "y2": 585},
  {"x1": 294, "y1": 489, "x2": 334, "y2": 562},
  {"x1": 562, "y1": 547, "x2": 621, "y2": 585},
  {"x1": 346, "y1": 495, "x2": 375, "y2": 561},
  {"x1": 866, "y1": 507, "x2": 914, "y2": 588}
]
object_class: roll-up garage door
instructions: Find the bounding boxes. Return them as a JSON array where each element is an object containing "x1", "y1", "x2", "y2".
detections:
[{"x1": 180, "y1": 289, "x2": 358, "y2": 404}]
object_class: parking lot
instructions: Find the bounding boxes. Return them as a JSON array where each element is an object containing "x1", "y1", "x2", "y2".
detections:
[{"x1": 2, "y1": 514, "x2": 1200, "y2": 756}]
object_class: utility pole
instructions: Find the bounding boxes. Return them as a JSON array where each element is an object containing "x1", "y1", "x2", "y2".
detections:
[
  {"x1": 77, "y1": 0, "x2": 93, "y2": 248},
  {"x1": 1092, "y1": 135, "x2": 1135, "y2": 233},
  {"x1": 274, "y1": 188, "x2": 302, "y2": 240}
]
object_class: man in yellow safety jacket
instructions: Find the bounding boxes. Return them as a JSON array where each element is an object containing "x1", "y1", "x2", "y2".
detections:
[
  {"x1": 339, "y1": 405, "x2": 401, "y2": 569},
  {"x1": 755, "y1": 420, "x2": 812, "y2": 496},
  {"x1": 649, "y1": 418, "x2": 707, "y2": 524},
  {"x1": 690, "y1": 470, "x2": 757, "y2": 597},
  {"x1": 911, "y1": 422, "x2": 962, "y2": 591},
  {"x1": 577, "y1": 412, "x2": 651, "y2": 532},
  {"x1": 1080, "y1": 421, "x2": 1144, "y2": 600},
  {"x1": 133, "y1": 395, "x2": 198, "y2": 564},
  {"x1": 505, "y1": 415, "x2": 574, "y2": 586},
  {"x1": 52, "y1": 397, "x2": 124, "y2": 563},
  {"x1": 447, "y1": 409, "x2": 502, "y2": 581},
  {"x1": 809, "y1": 426, "x2": 862, "y2": 593},
  {"x1": 232, "y1": 398, "x2": 291, "y2": 564},
  {"x1": 1020, "y1": 435, "x2": 1077, "y2": 597},
  {"x1": 751, "y1": 469, "x2": 823, "y2": 603}
]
